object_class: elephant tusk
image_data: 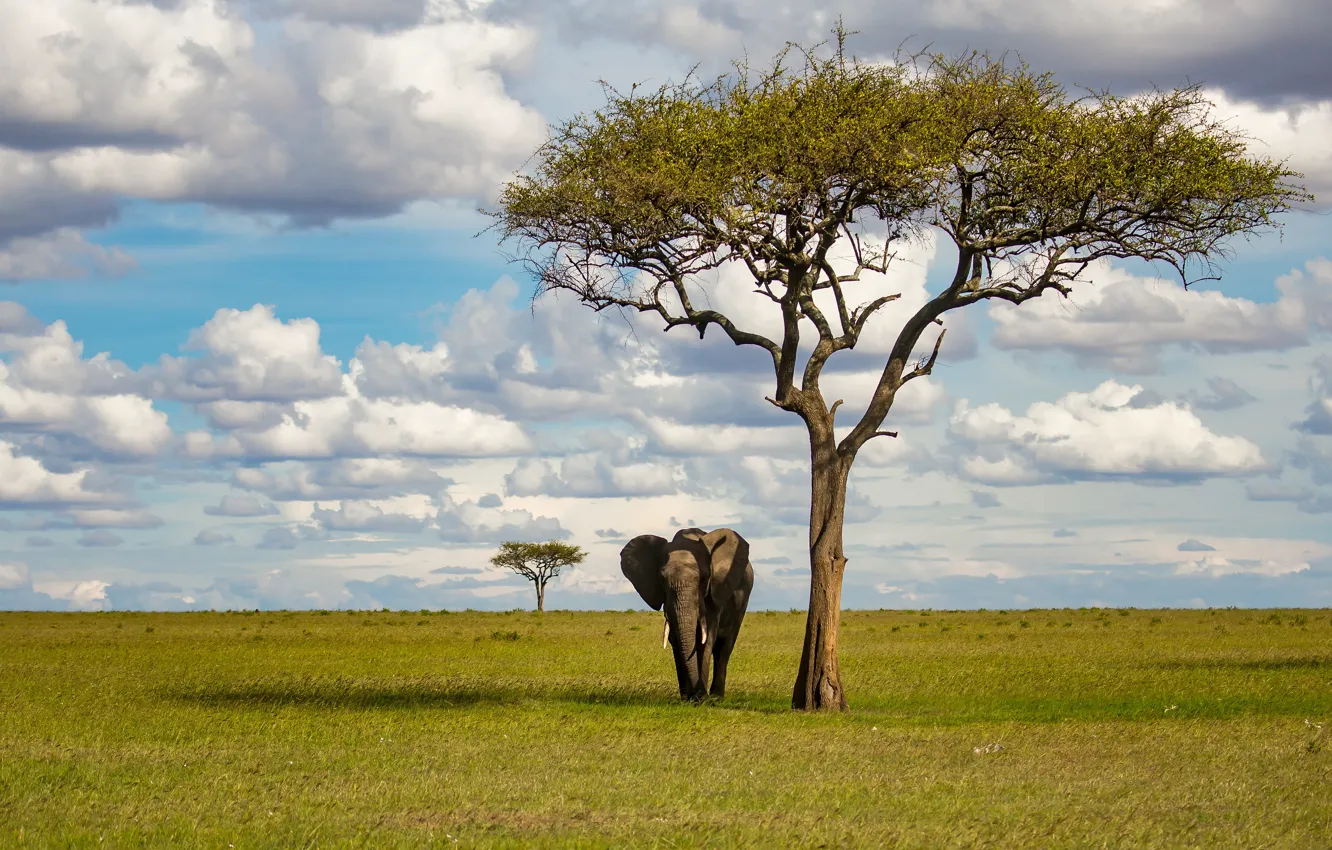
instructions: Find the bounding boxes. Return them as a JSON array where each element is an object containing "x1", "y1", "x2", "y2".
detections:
[
  {"x1": 701, "y1": 622, "x2": 707, "y2": 646},
  {"x1": 662, "y1": 618, "x2": 670, "y2": 649}
]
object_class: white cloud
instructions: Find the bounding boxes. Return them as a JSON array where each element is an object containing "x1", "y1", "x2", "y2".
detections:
[
  {"x1": 185, "y1": 379, "x2": 533, "y2": 459},
  {"x1": 161, "y1": 304, "x2": 534, "y2": 460},
  {"x1": 204, "y1": 494, "x2": 280, "y2": 517},
  {"x1": 0, "y1": 440, "x2": 123, "y2": 506},
  {"x1": 231, "y1": 458, "x2": 450, "y2": 500},
  {"x1": 64, "y1": 509, "x2": 164, "y2": 529},
  {"x1": 311, "y1": 499, "x2": 431, "y2": 532},
  {"x1": 505, "y1": 453, "x2": 684, "y2": 498},
  {"x1": 0, "y1": 307, "x2": 170, "y2": 456},
  {"x1": 0, "y1": 561, "x2": 26, "y2": 590},
  {"x1": 435, "y1": 493, "x2": 568, "y2": 543},
  {"x1": 1175, "y1": 556, "x2": 1311, "y2": 578},
  {"x1": 35, "y1": 578, "x2": 109, "y2": 610},
  {"x1": 948, "y1": 380, "x2": 1268, "y2": 485},
  {"x1": 1296, "y1": 353, "x2": 1332, "y2": 435},
  {"x1": 0, "y1": 0, "x2": 545, "y2": 227},
  {"x1": 1210, "y1": 92, "x2": 1332, "y2": 199},
  {"x1": 194, "y1": 528, "x2": 236, "y2": 545},
  {"x1": 988, "y1": 260, "x2": 1330, "y2": 372},
  {"x1": 0, "y1": 150, "x2": 120, "y2": 245},
  {"x1": 0, "y1": 367, "x2": 171, "y2": 455},
  {"x1": 0, "y1": 228, "x2": 135, "y2": 281},
  {"x1": 257, "y1": 523, "x2": 328, "y2": 549},
  {"x1": 149, "y1": 305, "x2": 345, "y2": 402},
  {"x1": 635, "y1": 418, "x2": 804, "y2": 458}
]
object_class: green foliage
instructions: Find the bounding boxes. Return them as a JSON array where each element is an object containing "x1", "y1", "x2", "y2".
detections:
[
  {"x1": 1, "y1": 609, "x2": 1331, "y2": 846},
  {"x1": 490, "y1": 27, "x2": 1308, "y2": 372},
  {"x1": 489, "y1": 540, "x2": 587, "y2": 585}
]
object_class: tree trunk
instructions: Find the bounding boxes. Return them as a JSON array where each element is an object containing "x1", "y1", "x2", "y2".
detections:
[
  {"x1": 536, "y1": 581, "x2": 545, "y2": 613},
  {"x1": 792, "y1": 421, "x2": 852, "y2": 711}
]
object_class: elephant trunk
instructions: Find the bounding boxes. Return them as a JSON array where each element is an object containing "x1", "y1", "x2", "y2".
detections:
[{"x1": 665, "y1": 581, "x2": 708, "y2": 700}]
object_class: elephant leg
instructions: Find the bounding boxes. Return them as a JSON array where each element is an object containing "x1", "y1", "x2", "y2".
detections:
[
  {"x1": 709, "y1": 589, "x2": 750, "y2": 699},
  {"x1": 709, "y1": 633, "x2": 733, "y2": 698},
  {"x1": 695, "y1": 626, "x2": 714, "y2": 701},
  {"x1": 666, "y1": 626, "x2": 694, "y2": 699}
]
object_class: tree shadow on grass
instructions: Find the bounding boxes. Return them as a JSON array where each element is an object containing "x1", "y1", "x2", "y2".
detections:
[
  {"x1": 161, "y1": 677, "x2": 789, "y2": 713},
  {"x1": 1150, "y1": 656, "x2": 1331, "y2": 671}
]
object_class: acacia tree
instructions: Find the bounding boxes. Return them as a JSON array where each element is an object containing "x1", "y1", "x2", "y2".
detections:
[
  {"x1": 490, "y1": 540, "x2": 587, "y2": 613},
  {"x1": 489, "y1": 30, "x2": 1307, "y2": 710}
]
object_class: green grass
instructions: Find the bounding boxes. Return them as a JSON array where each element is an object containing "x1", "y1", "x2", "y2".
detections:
[{"x1": 2, "y1": 608, "x2": 1331, "y2": 847}]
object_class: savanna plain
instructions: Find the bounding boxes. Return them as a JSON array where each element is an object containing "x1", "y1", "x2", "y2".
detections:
[{"x1": 2, "y1": 608, "x2": 1330, "y2": 848}]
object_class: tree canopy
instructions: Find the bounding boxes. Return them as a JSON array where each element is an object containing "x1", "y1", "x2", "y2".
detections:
[{"x1": 488, "y1": 26, "x2": 1309, "y2": 709}]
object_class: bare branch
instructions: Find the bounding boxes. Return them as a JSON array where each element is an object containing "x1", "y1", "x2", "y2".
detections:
[{"x1": 901, "y1": 327, "x2": 947, "y2": 384}]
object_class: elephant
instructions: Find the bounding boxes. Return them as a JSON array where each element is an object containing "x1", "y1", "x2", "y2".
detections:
[{"x1": 620, "y1": 527, "x2": 755, "y2": 701}]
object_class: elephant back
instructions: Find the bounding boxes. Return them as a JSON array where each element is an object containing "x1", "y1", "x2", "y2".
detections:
[{"x1": 700, "y1": 528, "x2": 750, "y2": 606}]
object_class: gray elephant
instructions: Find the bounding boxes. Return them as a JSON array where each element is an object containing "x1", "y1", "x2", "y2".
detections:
[{"x1": 620, "y1": 527, "x2": 755, "y2": 701}]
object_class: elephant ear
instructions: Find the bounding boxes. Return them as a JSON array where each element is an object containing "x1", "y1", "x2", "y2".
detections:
[
  {"x1": 620, "y1": 534, "x2": 669, "y2": 611},
  {"x1": 701, "y1": 528, "x2": 750, "y2": 606}
]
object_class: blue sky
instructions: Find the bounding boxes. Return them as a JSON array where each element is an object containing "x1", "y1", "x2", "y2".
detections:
[{"x1": 3, "y1": 0, "x2": 1332, "y2": 612}]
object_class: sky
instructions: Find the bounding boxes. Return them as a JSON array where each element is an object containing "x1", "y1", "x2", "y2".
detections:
[{"x1": 2, "y1": 0, "x2": 1332, "y2": 613}]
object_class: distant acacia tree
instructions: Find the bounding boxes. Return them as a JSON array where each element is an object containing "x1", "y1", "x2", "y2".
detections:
[
  {"x1": 490, "y1": 541, "x2": 587, "y2": 613},
  {"x1": 489, "y1": 26, "x2": 1308, "y2": 709}
]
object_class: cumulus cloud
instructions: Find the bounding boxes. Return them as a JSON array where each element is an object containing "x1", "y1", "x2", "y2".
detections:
[
  {"x1": 257, "y1": 523, "x2": 328, "y2": 549},
  {"x1": 499, "y1": 0, "x2": 1332, "y2": 105},
  {"x1": 505, "y1": 451, "x2": 683, "y2": 498},
  {"x1": 1208, "y1": 92, "x2": 1332, "y2": 199},
  {"x1": 231, "y1": 458, "x2": 451, "y2": 500},
  {"x1": 203, "y1": 494, "x2": 280, "y2": 517},
  {"x1": 103, "y1": 581, "x2": 199, "y2": 611},
  {"x1": 0, "y1": 0, "x2": 545, "y2": 240},
  {"x1": 0, "y1": 228, "x2": 135, "y2": 281},
  {"x1": 0, "y1": 440, "x2": 125, "y2": 507},
  {"x1": 1291, "y1": 437, "x2": 1332, "y2": 486},
  {"x1": 194, "y1": 528, "x2": 235, "y2": 545},
  {"x1": 1296, "y1": 354, "x2": 1332, "y2": 435},
  {"x1": 176, "y1": 316, "x2": 535, "y2": 462},
  {"x1": 947, "y1": 380, "x2": 1267, "y2": 485},
  {"x1": 184, "y1": 394, "x2": 532, "y2": 459},
  {"x1": 148, "y1": 305, "x2": 344, "y2": 402},
  {"x1": 1177, "y1": 538, "x2": 1216, "y2": 552},
  {"x1": 435, "y1": 494, "x2": 569, "y2": 543},
  {"x1": 1244, "y1": 479, "x2": 1332, "y2": 514},
  {"x1": 0, "y1": 561, "x2": 26, "y2": 590},
  {"x1": 0, "y1": 306, "x2": 170, "y2": 456},
  {"x1": 60, "y1": 509, "x2": 164, "y2": 529},
  {"x1": 342, "y1": 572, "x2": 525, "y2": 611},
  {"x1": 1174, "y1": 555, "x2": 1311, "y2": 579},
  {"x1": 988, "y1": 261, "x2": 1332, "y2": 373},
  {"x1": 970, "y1": 490, "x2": 1000, "y2": 509},
  {"x1": 311, "y1": 500, "x2": 430, "y2": 532},
  {"x1": 388, "y1": 261, "x2": 953, "y2": 439}
]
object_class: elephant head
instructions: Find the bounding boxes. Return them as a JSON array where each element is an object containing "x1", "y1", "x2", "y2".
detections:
[{"x1": 621, "y1": 527, "x2": 754, "y2": 700}]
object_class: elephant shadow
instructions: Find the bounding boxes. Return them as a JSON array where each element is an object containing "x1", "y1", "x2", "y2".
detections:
[{"x1": 161, "y1": 677, "x2": 780, "y2": 713}]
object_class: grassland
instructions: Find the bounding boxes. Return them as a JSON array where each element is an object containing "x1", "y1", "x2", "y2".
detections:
[{"x1": 1, "y1": 607, "x2": 1330, "y2": 848}]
